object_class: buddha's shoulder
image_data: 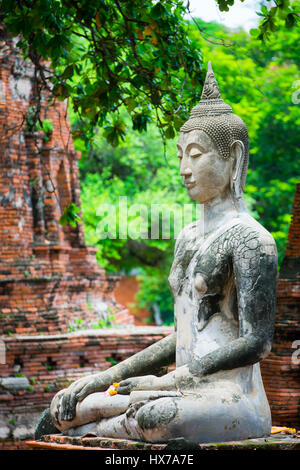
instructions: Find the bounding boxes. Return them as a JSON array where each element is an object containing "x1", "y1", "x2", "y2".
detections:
[{"x1": 227, "y1": 214, "x2": 277, "y2": 256}]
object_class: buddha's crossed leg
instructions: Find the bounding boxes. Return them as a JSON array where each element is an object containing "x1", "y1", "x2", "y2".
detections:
[{"x1": 52, "y1": 385, "x2": 270, "y2": 443}]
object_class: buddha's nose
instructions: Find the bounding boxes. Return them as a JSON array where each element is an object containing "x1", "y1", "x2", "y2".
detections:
[{"x1": 180, "y1": 164, "x2": 192, "y2": 178}]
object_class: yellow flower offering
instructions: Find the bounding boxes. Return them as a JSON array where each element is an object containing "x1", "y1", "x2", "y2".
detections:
[
  {"x1": 271, "y1": 426, "x2": 296, "y2": 435},
  {"x1": 105, "y1": 382, "x2": 120, "y2": 396}
]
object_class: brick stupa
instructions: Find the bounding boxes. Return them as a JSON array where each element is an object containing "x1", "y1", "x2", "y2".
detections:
[{"x1": 0, "y1": 29, "x2": 133, "y2": 336}]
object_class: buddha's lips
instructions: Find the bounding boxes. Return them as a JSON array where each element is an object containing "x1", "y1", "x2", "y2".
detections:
[{"x1": 185, "y1": 181, "x2": 196, "y2": 189}]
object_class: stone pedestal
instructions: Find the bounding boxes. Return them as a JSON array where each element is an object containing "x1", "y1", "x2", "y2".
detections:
[{"x1": 26, "y1": 432, "x2": 300, "y2": 451}]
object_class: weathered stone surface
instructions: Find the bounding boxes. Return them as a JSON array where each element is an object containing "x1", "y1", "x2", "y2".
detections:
[
  {"x1": 28, "y1": 432, "x2": 300, "y2": 451},
  {"x1": 0, "y1": 426, "x2": 10, "y2": 439},
  {"x1": 0, "y1": 377, "x2": 30, "y2": 391},
  {"x1": 164, "y1": 437, "x2": 201, "y2": 450},
  {"x1": 34, "y1": 408, "x2": 59, "y2": 440},
  {"x1": 13, "y1": 425, "x2": 35, "y2": 440}
]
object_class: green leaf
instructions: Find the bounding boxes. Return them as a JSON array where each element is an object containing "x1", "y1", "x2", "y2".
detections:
[
  {"x1": 285, "y1": 13, "x2": 296, "y2": 28},
  {"x1": 53, "y1": 83, "x2": 70, "y2": 100},
  {"x1": 61, "y1": 64, "x2": 74, "y2": 80},
  {"x1": 58, "y1": 203, "x2": 81, "y2": 228},
  {"x1": 132, "y1": 113, "x2": 151, "y2": 132},
  {"x1": 165, "y1": 125, "x2": 175, "y2": 139},
  {"x1": 151, "y1": 3, "x2": 166, "y2": 20},
  {"x1": 42, "y1": 119, "x2": 53, "y2": 134}
]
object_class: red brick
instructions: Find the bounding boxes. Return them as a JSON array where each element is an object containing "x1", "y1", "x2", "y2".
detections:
[{"x1": 261, "y1": 183, "x2": 300, "y2": 429}]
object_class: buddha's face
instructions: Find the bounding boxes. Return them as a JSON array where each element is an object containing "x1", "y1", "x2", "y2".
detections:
[{"x1": 177, "y1": 130, "x2": 233, "y2": 203}]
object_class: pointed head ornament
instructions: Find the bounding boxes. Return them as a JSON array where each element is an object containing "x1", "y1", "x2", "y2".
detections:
[{"x1": 180, "y1": 62, "x2": 249, "y2": 168}]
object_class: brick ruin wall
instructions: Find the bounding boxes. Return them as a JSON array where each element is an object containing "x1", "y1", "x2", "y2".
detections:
[
  {"x1": 261, "y1": 182, "x2": 300, "y2": 429},
  {"x1": 0, "y1": 327, "x2": 173, "y2": 450}
]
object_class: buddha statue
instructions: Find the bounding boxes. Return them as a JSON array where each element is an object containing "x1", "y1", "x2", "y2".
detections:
[{"x1": 45, "y1": 62, "x2": 278, "y2": 443}]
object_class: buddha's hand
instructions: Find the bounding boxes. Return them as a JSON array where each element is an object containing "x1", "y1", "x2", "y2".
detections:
[
  {"x1": 51, "y1": 372, "x2": 112, "y2": 423},
  {"x1": 117, "y1": 375, "x2": 157, "y2": 395}
]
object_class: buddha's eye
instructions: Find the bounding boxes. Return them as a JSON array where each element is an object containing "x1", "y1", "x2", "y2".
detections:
[{"x1": 190, "y1": 149, "x2": 202, "y2": 158}]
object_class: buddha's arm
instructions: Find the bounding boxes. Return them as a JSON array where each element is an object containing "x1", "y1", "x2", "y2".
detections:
[
  {"x1": 118, "y1": 231, "x2": 278, "y2": 395},
  {"x1": 95, "y1": 330, "x2": 176, "y2": 385},
  {"x1": 189, "y1": 231, "x2": 278, "y2": 377},
  {"x1": 58, "y1": 332, "x2": 176, "y2": 421}
]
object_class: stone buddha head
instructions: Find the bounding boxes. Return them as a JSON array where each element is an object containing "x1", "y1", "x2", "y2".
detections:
[{"x1": 177, "y1": 62, "x2": 249, "y2": 206}]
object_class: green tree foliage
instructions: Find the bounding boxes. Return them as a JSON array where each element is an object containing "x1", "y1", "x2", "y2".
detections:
[
  {"x1": 1, "y1": 0, "x2": 204, "y2": 145},
  {"x1": 1, "y1": 0, "x2": 298, "y2": 145},
  {"x1": 248, "y1": 0, "x2": 299, "y2": 41},
  {"x1": 215, "y1": 0, "x2": 299, "y2": 40},
  {"x1": 78, "y1": 119, "x2": 193, "y2": 324}
]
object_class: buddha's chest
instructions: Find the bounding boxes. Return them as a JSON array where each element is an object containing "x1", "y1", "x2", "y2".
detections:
[
  {"x1": 170, "y1": 237, "x2": 238, "y2": 365},
  {"x1": 169, "y1": 231, "x2": 233, "y2": 306}
]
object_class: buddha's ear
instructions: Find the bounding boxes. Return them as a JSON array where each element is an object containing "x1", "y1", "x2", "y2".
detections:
[{"x1": 230, "y1": 140, "x2": 245, "y2": 200}]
